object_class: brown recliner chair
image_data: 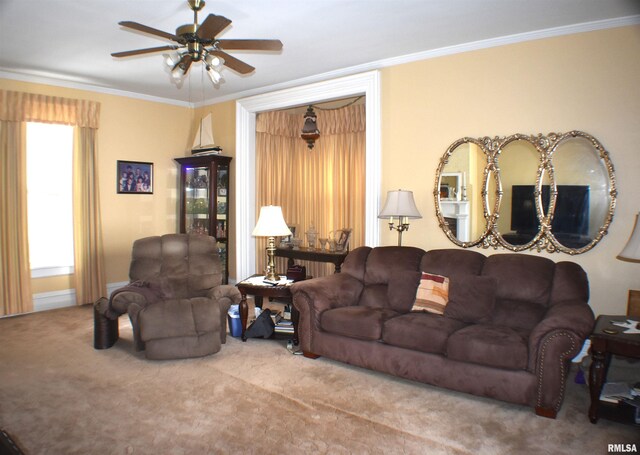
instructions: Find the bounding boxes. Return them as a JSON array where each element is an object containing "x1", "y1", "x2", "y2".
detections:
[{"x1": 94, "y1": 234, "x2": 241, "y2": 360}]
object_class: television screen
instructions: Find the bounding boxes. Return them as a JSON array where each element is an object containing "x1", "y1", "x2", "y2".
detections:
[{"x1": 511, "y1": 185, "x2": 589, "y2": 236}]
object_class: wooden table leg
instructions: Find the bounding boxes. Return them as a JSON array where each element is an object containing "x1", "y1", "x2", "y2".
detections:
[
  {"x1": 239, "y1": 293, "x2": 248, "y2": 342},
  {"x1": 588, "y1": 348, "x2": 608, "y2": 423}
]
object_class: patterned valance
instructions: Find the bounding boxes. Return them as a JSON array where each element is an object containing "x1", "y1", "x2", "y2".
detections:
[{"x1": 0, "y1": 90, "x2": 100, "y2": 129}]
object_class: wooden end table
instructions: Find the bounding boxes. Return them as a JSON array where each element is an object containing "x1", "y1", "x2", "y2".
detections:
[
  {"x1": 236, "y1": 274, "x2": 299, "y2": 344},
  {"x1": 588, "y1": 314, "x2": 640, "y2": 424}
]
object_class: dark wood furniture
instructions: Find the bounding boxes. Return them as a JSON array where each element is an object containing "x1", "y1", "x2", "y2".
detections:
[
  {"x1": 175, "y1": 154, "x2": 231, "y2": 283},
  {"x1": 275, "y1": 246, "x2": 348, "y2": 273},
  {"x1": 589, "y1": 314, "x2": 640, "y2": 424},
  {"x1": 237, "y1": 274, "x2": 299, "y2": 344}
]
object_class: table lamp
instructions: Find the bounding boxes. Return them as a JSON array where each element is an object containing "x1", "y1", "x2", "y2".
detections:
[
  {"x1": 617, "y1": 211, "x2": 640, "y2": 317},
  {"x1": 378, "y1": 190, "x2": 422, "y2": 246},
  {"x1": 252, "y1": 205, "x2": 292, "y2": 282}
]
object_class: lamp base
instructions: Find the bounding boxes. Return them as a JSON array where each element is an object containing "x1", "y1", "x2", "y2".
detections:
[{"x1": 264, "y1": 236, "x2": 280, "y2": 282}]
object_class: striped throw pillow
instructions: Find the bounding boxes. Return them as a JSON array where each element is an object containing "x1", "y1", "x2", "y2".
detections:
[{"x1": 412, "y1": 272, "x2": 450, "y2": 314}]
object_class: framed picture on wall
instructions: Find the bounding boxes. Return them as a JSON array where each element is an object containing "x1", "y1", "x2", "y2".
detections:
[{"x1": 117, "y1": 160, "x2": 153, "y2": 194}]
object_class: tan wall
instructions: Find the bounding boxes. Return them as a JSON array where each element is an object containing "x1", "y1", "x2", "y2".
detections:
[
  {"x1": 4, "y1": 25, "x2": 640, "y2": 316},
  {"x1": 0, "y1": 78, "x2": 192, "y2": 291},
  {"x1": 192, "y1": 101, "x2": 237, "y2": 279},
  {"x1": 381, "y1": 25, "x2": 640, "y2": 316}
]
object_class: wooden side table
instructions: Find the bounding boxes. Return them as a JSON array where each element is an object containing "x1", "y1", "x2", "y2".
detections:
[
  {"x1": 588, "y1": 314, "x2": 640, "y2": 424},
  {"x1": 275, "y1": 246, "x2": 348, "y2": 273},
  {"x1": 236, "y1": 274, "x2": 299, "y2": 343}
]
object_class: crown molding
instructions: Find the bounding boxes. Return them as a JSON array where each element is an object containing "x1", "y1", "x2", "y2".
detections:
[{"x1": 0, "y1": 69, "x2": 192, "y2": 107}]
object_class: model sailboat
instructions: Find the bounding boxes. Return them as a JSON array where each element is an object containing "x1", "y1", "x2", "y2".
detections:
[{"x1": 191, "y1": 113, "x2": 222, "y2": 155}]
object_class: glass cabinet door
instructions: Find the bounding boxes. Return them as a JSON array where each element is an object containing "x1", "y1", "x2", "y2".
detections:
[
  {"x1": 185, "y1": 165, "x2": 211, "y2": 235},
  {"x1": 176, "y1": 154, "x2": 232, "y2": 284}
]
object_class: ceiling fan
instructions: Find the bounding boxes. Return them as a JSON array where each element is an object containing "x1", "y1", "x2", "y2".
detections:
[{"x1": 111, "y1": 0, "x2": 282, "y2": 83}]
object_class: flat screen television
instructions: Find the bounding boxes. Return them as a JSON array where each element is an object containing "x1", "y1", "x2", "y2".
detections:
[{"x1": 510, "y1": 185, "x2": 589, "y2": 236}]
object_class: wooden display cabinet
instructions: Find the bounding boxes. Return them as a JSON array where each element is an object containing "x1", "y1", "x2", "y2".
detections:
[{"x1": 175, "y1": 154, "x2": 231, "y2": 283}]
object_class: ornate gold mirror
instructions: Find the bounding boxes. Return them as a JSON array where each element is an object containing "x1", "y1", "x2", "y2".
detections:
[{"x1": 434, "y1": 131, "x2": 616, "y2": 254}]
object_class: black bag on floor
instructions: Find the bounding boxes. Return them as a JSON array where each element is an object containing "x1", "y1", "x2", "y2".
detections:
[{"x1": 244, "y1": 309, "x2": 275, "y2": 339}]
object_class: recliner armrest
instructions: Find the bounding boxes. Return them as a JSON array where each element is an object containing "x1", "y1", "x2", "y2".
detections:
[{"x1": 207, "y1": 284, "x2": 242, "y2": 313}]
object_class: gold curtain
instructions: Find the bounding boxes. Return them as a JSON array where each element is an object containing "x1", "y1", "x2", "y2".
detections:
[
  {"x1": 0, "y1": 120, "x2": 31, "y2": 315},
  {"x1": 255, "y1": 103, "x2": 366, "y2": 278},
  {"x1": 73, "y1": 127, "x2": 106, "y2": 305},
  {"x1": 0, "y1": 90, "x2": 104, "y2": 314}
]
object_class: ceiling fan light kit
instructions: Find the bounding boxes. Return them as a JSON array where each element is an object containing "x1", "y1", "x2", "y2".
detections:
[{"x1": 112, "y1": 0, "x2": 282, "y2": 87}]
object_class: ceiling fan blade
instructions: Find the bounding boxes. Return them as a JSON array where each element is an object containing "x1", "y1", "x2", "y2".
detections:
[
  {"x1": 211, "y1": 50, "x2": 255, "y2": 74},
  {"x1": 197, "y1": 14, "x2": 232, "y2": 39},
  {"x1": 119, "y1": 21, "x2": 182, "y2": 43},
  {"x1": 111, "y1": 45, "x2": 179, "y2": 58},
  {"x1": 216, "y1": 39, "x2": 283, "y2": 51}
]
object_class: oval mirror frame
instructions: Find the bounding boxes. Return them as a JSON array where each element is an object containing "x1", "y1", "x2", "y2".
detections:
[
  {"x1": 434, "y1": 137, "x2": 491, "y2": 248},
  {"x1": 546, "y1": 131, "x2": 617, "y2": 255},
  {"x1": 435, "y1": 131, "x2": 616, "y2": 254}
]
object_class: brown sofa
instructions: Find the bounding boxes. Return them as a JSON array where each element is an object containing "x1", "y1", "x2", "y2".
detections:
[{"x1": 290, "y1": 246, "x2": 595, "y2": 418}]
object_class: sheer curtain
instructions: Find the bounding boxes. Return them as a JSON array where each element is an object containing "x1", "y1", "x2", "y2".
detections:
[
  {"x1": 255, "y1": 103, "x2": 365, "y2": 278},
  {"x1": 0, "y1": 90, "x2": 104, "y2": 315}
]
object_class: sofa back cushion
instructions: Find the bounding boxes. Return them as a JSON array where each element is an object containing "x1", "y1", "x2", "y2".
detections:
[
  {"x1": 481, "y1": 254, "x2": 555, "y2": 305},
  {"x1": 419, "y1": 249, "x2": 486, "y2": 283},
  {"x1": 345, "y1": 246, "x2": 424, "y2": 311},
  {"x1": 550, "y1": 261, "x2": 589, "y2": 304},
  {"x1": 482, "y1": 254, "x2": 555, "y2": 331}
]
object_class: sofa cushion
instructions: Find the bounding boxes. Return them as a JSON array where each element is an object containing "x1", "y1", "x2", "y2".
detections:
[
  {"x1": 321, "y1": 306, "x2": 399, "y2": 341},
  {"x1": 420, "y1": 249, "x2": 486, "y2": 283},
  {"x1": 382, "y1": 312, "x2": 467, "y2": 355},
  {"x1": 481, "y1": 254, "x2": 555, "y2": 307},
  {"x1": 363, "y1": 246, "x2": 425, "y2": 286},
  {"x1": 446, "y1": 324, "x2": 528, "y2": 370},
  {"x1": 412, "y1": 272, "x2": 450, "y2": 314},
  {"x1": 491, "y1": 298, "x2": 547, "y2": 332},
  {"x1": 388, "y1": 270, "x2": 422, "y2": 313},
  {"x1": 444, "y1": 276, "x2": 497, "y2": 323}
]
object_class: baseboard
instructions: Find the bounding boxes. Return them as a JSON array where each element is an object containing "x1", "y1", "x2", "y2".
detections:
[
  {"x1": 31, "y1": 281, "x2": 130, "y2": 313},
  {"x1": 33, "y1": 289, "x2": 77, "y2": 312}
]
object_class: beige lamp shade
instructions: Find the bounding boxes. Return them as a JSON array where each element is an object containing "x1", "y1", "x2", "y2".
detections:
[
  {"x1": 618, "y1": 212, "x2": 640, "y2": 262},
  {"x1": 252, "y1": 205, "x2": 292, "y2": 237},
  {"x1": 378, "y1": 190, "x2": 422, "y2": 219}
]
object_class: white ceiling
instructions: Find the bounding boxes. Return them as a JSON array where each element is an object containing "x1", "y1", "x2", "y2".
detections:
[{"x1": 1, "y1": 0, "x2": 639, "y2": 106}]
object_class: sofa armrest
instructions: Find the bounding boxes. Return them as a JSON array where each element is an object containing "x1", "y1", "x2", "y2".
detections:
[
  {"x1": 290, "y1": 274, "x2": 363, "y2": 352},
  {"x1": 529, "y1": 299, "x2": 595, "y2": 369},
  {"x1": 528, "y1": 299, "x2": 595, "y2": 415},
  {"x1": 291, "y1": 273, "x2": 364, "y2": 316}
]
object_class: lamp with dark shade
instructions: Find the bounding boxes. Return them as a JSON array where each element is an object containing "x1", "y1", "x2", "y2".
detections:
[
  {"x1": 378, "y1": 190, "x2": 422, "y2": 246},
  {"x1": 252, "y1": 206, "x2": 292, "y2": 282}
]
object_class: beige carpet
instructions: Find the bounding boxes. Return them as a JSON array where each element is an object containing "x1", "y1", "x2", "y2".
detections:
[{"x1": 0, "y1": 306, "x2": 637, "y2": 454}]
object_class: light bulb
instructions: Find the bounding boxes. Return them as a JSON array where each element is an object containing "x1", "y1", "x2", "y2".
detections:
[
  {"x1": 171, "y1": 65, "x2": 184, "y2": 81},
  {"x1": 205, "y1": 53, "x2": 224, "y2": 69},
  {"x1": 207, "y1": 67, "x2": 221, "y2": 84},
  {"x1": 163, "y1": 53, "x2": 180, "y2": 67}
]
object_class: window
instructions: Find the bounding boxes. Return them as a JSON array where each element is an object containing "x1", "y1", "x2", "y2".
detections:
[{"x1": 26, "y1": 122, "x2": 74, "y2": 277}]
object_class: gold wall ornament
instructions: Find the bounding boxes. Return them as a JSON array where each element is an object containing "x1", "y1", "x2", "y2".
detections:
[{"x1": 434, "y1": 131, "x2": 616, "y2": 255}]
